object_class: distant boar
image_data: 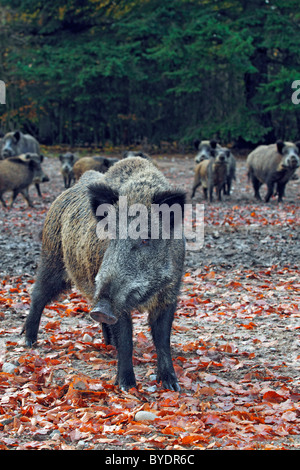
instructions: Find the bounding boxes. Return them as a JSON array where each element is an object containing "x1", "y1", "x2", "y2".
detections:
[
  {"x1": 191, "y1": 147, "x2": 229, "y2": 201},
  {"x1": 0, "y1": 154, "x2": 49, "y2": 208},
  {"x1": 247, "y1": 140, "x2": 300, "y2": 202},
  {"x1": 23, "y1": 157, "x2": 186, "y2": 391},
  {"x1": 59, "y1": 152, "x2": 77, "y2": 188},
  {"x1": 194, "y1": 139, "x2": 236, "y2": 195},
  {"x1": 194, "y1": 139, "x2": 219, "y2": 164},
  {"x1": 0, "y1": 130, "x2": 47, "y2": 197},
  {"x1": 122, "y1": 150, "x2": 151, "y2": 160},
  {"x1": 73, "y1": 156, "x2": 118, "y2": 181},
  {"x1": 1, "y1": 131, "x2": 40, "y2": 159}
]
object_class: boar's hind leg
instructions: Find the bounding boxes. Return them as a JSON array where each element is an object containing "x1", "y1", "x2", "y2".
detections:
[
  {"x1": 251, "y1": 174, "x2": 262, "y2": 200},
  {"x1": 150, "y1": 302, "x2": 180, "y2": 392},
  {"x1": 23, "y1": 259, "x2": 69, "y2": 347}
]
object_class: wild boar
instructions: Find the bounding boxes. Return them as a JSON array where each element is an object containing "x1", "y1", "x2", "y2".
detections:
[
  {"x1": 194, "y1": 140, "x2": 236, "y2": 195},
  {"x1": 73, "y1": 156, "x2": 117, "y2": 181},
  {"x1": 122, "y1": 150, "x2": 151, "y2": 160},
  {"x1": 247, "y1": 140, "x2": 300, "y2": 202},
  {"x1": 59, "y1": 152, "x2": 77, "y2": 188},
  {"x1": 22, "y1": 157, "x2": 186, "y2": 391},
  {"x1": 0, "y1": 130, "x2": 47, "y2": 198},
  {"x1": 0, "y1": 153, "x2": 49, "y2": 208},
  {"x1": 191, "y1": 147, "x2": 229, "y2": 201},
  {"x1": 1, "y1": 131, "x2": 40, "y2": 159}
]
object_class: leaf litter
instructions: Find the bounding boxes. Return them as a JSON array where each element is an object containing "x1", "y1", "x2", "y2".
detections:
[{"x1": 0, "y1": 153, "x2": 299, "y2": 450}]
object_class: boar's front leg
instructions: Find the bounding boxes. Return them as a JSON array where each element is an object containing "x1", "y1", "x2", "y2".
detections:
[
  {"x1": 150, "y1": 302, "x2": 180, "y2": 392},
  {"x1": 108, "y1": 313, "x2": 136, "y2": 391}
]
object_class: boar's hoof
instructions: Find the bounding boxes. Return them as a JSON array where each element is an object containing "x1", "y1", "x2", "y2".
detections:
[
  {"x1": 158, "y1": 372, "x2": 181, "y2": 392},
  {"x1": 90, "y1": 299, "x2": 118, "y2": 325}
]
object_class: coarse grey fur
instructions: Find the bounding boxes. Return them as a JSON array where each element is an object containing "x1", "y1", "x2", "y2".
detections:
[{"x1": 23, "y1": 157, "x2": 186, "y2": 391}]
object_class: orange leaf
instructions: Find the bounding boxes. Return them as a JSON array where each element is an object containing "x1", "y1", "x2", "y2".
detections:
[
  {"x1": 124, "y1": 423, "x2": 153, "y2": 435},
  {"x1": 262, "y1": 391, "x2": 285, "y2": 403}
]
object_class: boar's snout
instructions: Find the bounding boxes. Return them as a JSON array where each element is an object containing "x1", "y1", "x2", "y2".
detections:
[
  {"x1": 42, "y1": 174, "x2": 50, "y2": 182},
  {"x1": 289, "y1": 154, "x2": 299, "y2": 169},
  {"x1": 3, "y1": 148, "x2": 12, "y2": 158},
  {"x1": 90, "y1": 299, "x2": 118, "y2": 325},
  {"x1": 33, "y1": 172, "x2": 50, "y2": 184}
]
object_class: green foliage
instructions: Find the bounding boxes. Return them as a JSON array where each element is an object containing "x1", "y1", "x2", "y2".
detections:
[{"x1": 0, "y1": 0, "x2": 299, "y2": 147}]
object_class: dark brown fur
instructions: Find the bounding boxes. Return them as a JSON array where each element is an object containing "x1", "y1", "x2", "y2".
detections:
[
  {"x1": 73, "y1": 156, "x2": 117, "y2": 181},
  {"x1": 0, "y1": 154, "x2": 48, "y2": 207}
]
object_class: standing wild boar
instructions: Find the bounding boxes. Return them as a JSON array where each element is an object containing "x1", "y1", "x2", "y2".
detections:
[
  {"x1": 191, "y1": 147, "x2": 229, "y2": 201},
  {"x1": 22, "y1": 157, "x2": 186, "y2": 391},
  {"x1": 59, "y1": 152, "x2": 77, "y2": 188},
  {"x1": 247, "y1": 140, "x2": 300, "y2": 202},
  {"x1": 1, "y1": 130, "x2": 47, "y2": 197},
  {"x1": 73, "y1": 156, "x2": 118, "y2": 181},
  {"x1": 0, "y1": 154, "x2": 49, "y2": 207}
]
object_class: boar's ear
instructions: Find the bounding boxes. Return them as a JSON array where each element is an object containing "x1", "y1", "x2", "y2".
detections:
[
  {"x1": 13, "y1": 131, "x2": 21, "y2": 142},
  {"x1": 39, "y1": 154, "x2": 44, "y2": 162},
  {"x1": 210, "y1": 139, "x2": 218, "y2": 149},
  {"x1": 194, "y1": 139, "x2": 200, "y2": 150},
  {"x1": 153, "y1": 189, "x2": 186, "y2": 209},
  {"x1": 152, "y1": 189, "x2": 186, "y2": 230},
  {"x1": 295, "y1": 141, "x2": 300, "y2": 153},
  {"x1": 276, "y1": 140, "x2": 285, "y2": 154},
  {"x1": 88, "y1": 183, "x2": 119, "y2": 220}
]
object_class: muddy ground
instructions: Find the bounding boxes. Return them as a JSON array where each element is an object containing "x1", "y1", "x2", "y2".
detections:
[{"x1": 0, "y1": 151, "x2": 299, "y2": 450}]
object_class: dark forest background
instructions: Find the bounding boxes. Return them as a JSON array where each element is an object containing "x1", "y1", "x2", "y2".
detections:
[{"x1": 0, "y1": 0, "x2": 299, "y2": 150}]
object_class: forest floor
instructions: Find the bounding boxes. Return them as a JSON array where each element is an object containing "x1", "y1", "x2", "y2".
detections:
[{"x1": 0, "y1": 151, "x2": 299, "y2": 451}]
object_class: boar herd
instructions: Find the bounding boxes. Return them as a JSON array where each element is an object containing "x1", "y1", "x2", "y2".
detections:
[
  {"x1": 191, "y1": 138, "x2": 300, "y2": 203},
  {"x1": 1, "y1": 129, "x2": 299, "y2": 391}
]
